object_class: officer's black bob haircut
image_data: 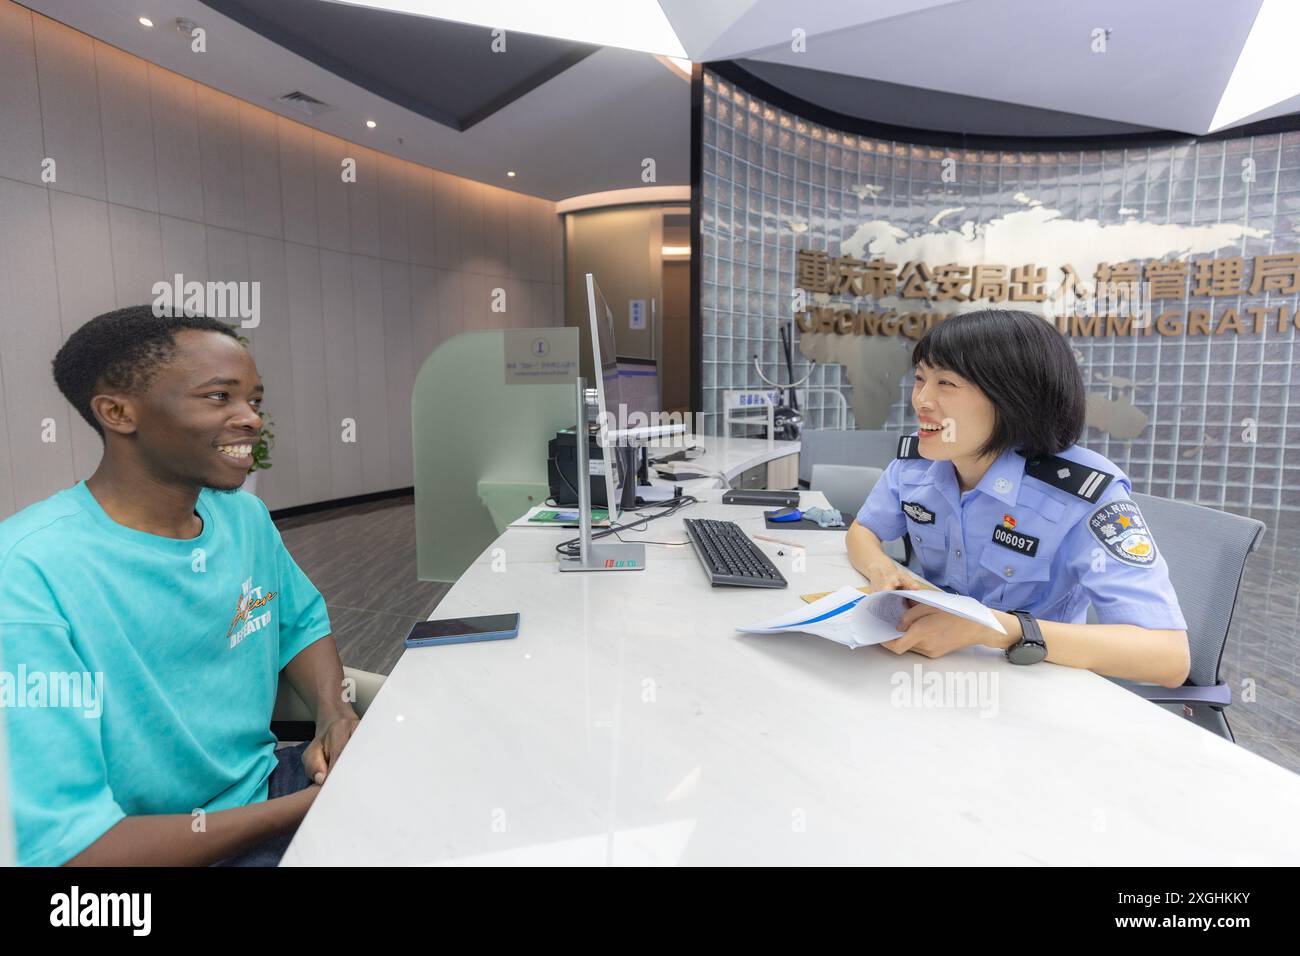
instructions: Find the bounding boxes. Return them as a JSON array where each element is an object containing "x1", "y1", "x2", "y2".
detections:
[
  {"x1": 52, "y1": 305, "x2": 239, "y2": 439},
  {"x1": 911, "y1": 308, "x2": 1085, "y2": 460}
]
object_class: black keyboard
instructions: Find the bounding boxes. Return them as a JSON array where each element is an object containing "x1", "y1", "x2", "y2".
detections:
[{"x1": 683, "y1": 518, "x2": 787, "y2": 588}]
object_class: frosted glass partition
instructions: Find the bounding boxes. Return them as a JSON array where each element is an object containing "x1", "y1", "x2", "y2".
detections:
[{"x1": 413, "y1": 329, "x2": 579, "y2": 583}]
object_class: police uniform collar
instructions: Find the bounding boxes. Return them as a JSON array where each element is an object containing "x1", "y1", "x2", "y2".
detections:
[
  {"x1": 897, "y1": 433, "x2": 951, "y2": 495},
  {"x1": 910, "y1": 455, "x2": 952, "y2": 490},
  {"x1": 971, "y1": 447, "x2": 1025, "y2": 505},
  {"x1": 907, "y1": 447, "x2": 1023, "y2": 505}
]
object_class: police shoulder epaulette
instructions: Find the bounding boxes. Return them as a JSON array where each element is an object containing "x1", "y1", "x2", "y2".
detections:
[
  {"x1": 896, "y1": 434, "x2": 925, "y2": 459},
  {"x1": 1020, "y1": 451, "x2": 1113, "y2": 503}
]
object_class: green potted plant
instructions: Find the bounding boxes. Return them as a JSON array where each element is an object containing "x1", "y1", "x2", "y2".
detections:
[
  {"x1": 227, "y1": 325, "x2": 275, "y2": 495},
  {"x1": 244, "y1": 409, "x2": 275, "y2": 496}
]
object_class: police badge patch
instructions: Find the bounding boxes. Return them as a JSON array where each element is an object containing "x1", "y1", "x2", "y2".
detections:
[
  {"x1": 901, "y1": 501, "x2": 935, "y2": 524},
  {"x1": 1087, "y1": 499, "x2": 1158, "y2": 567},
  {"x1": 991, "y1": 515, "x2": 1039, "y2": 556}
]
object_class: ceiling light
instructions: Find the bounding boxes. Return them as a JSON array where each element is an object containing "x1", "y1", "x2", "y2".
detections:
[
  {"x1": 1210, "y1": 0, "x2": 1300, "y2": 131},
  {"x1": 138, "y1": 16, "x2": 154, "y2": 28},
  {"x1": 365, "y1": 119, "x2": 377, "y2": 128},
  {"x1": 316, "y1": 1, "x2": 687, "y2": 58},
  {"x1": 507, "y1": 171, "x2": 516, "y2": 177}
]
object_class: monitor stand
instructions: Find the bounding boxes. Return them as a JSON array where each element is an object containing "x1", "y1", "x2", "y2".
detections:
[
  {"x1": 617, "y1": 445, "x2": 639, "y2": 513},
  {"x1": 558, "y1": 377, "x2": 645, "y2": 573}
]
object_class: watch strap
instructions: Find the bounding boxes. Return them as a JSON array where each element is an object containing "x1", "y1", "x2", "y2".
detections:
[{"x1": 1008, "y1": 610, "x2": 1046, "y2": 664}]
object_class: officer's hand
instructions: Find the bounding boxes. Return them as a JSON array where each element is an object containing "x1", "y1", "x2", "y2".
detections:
[
  {"x1": 882, "y1": 602, "x2": 1001, "y2": 658},
  {"x1": 865, "y1": 561, "x2": 921, "y2": 593}
]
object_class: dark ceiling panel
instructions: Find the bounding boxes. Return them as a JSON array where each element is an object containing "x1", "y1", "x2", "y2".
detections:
[
  {"x1": 737, "y1": 59, "x2": 1160, "y2": 138},
  {"x1": 197, "y1": 0, "x2": 597, "y2": 130}
]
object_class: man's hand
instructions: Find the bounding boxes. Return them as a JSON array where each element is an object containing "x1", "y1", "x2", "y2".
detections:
[
  {"x1": 283, "y1": 637, "x2": 364, "y2": 784},
  {"x1": 302, "y1": 710, "x2": 360, "y2": 785},
  {"x1": 881, "y1": 603, "x2": 1018, "y2": 658}
]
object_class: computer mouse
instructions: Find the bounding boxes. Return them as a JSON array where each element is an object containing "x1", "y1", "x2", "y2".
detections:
[{"x1": 768, "y1": 507, "x2": 803, "y2": 522}]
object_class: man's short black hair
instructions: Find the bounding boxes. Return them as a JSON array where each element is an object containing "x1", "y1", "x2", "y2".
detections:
[
  {"x1": 52, "y1": 305, "x2": 239, "y2": 438},
  {"x1": 911, "y1": 308, "x2": 1085, "y2": 459}
]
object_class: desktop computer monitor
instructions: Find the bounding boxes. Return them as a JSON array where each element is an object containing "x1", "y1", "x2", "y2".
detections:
[
  {"x1": 615, "y1": 357, "x2": 660, "y2": 421},
  {"x1": 585, "y1": 273, "x2": 686, "y2": 513},
  {"x1": 585, "y1": 273, "x2": 626, "y2": 518}
]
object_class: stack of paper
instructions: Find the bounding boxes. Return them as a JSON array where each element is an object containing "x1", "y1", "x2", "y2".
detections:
[{"x1": 737, "y1": 585, "x2": 1006, "y2": 649}]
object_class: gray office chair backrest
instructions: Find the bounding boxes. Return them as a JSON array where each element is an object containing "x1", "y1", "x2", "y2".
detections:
[
  {"x1": 809, "y1": 463, "x2": 908, "y2": 565},
  {"x1": 1128, "y1": 493, "x2": 1265, "y2": 687},
  {"x1": 799, "y1": 429, "x2": 902, "y2": 485},
  {"x1": 811, "y1": 463, "x2": 883, "y2": 516}
]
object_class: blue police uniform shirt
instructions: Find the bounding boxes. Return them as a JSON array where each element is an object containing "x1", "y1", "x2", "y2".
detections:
[{"x1": 855, "y1": 439, "x2": 1187, "y2": 630}]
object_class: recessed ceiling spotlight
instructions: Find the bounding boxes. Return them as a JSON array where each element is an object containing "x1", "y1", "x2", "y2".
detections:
[
  {"x1": 507, "y1": 171, "x2": 516, "y2": 178},
  {"x1": 365, "y1": 119, "x2": 377, "y2": 128},
  {"x1": 138, "y1": 16, "x2": 154, "y2": 28}
]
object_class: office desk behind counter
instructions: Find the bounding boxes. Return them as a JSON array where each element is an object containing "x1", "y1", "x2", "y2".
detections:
[
  {"x1": 283, "y1": 488, "x2": 1300, "y2": 865},
  {"x1": 408, "y1": 325, "x2": 799, "y2": 582}
]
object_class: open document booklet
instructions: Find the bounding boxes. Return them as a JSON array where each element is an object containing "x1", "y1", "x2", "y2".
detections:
[{"x1": 737, "y1": 585, "x2": 1007, "y2": 649}]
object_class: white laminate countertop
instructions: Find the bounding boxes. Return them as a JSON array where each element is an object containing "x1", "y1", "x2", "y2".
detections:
[{"x1": 283, "y1": 489, "x2": 1300, "y2": 866}]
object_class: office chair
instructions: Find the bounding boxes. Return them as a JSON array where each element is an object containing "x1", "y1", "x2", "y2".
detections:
[
  {"x1": 809, "y1": 463, "x2": 907, "y2": 564},
  {"x1": 1100, "y1": 493, "x2": 1266, "y2": 742},
  {"x1": 271, "y1": 667, "x2": 386, "y2": 742},
  {"x1": 798, "y1": 429, "x2": 903, "y2": 486}
]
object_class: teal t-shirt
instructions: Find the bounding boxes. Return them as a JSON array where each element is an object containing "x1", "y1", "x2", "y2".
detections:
[{"x1": 0, "y1": 481, "x2": 331, "y2": 866}]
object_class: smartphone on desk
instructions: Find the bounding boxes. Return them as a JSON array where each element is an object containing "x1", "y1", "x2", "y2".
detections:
[{"x1": 404, "y1": 613, "x2": 520, "y2": 648}]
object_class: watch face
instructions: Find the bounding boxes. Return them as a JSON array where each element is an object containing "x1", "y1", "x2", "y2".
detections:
[{"x1": 1008, "y1": 641, "x2": 1047, "y2": 665}]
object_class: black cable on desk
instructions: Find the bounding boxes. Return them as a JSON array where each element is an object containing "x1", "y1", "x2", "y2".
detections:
[
  {"x1": 547, "y1": 454, "x2": 581, "y2": 506},
  {"x1": 553, "y1": 494, "x2": 699, "y2": 557}
]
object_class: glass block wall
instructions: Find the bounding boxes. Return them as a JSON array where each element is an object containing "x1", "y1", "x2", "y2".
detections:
[{"x1": 699, "y1": 67, "x2": 1300, "y2": 515}]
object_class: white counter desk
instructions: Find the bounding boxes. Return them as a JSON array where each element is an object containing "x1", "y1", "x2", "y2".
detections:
[
  {"x1": 284, "y1": 483, "x2": 1300, "y2": 866},
  {"x1": 637, "y1": 432, "x2": 800, "y2": 493}
]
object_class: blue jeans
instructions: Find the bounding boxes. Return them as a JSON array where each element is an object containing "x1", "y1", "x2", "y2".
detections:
[{"x1": 211, "y1": 741, "x2": 313, "y2": 867}]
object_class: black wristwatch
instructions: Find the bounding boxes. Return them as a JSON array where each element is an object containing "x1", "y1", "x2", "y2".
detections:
[{"x1": 1006, "y1": 610, "x2": 1047, "y2": 665}]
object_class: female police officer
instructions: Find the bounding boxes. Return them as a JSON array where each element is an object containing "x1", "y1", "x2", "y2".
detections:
[{"x1": 847, "y1": 308, "x2": 1190, "y2": 688}]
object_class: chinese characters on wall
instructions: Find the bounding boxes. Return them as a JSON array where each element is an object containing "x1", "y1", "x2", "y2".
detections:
[{"x1": 793, "y1": 249, "x2": 1300, "y2": 338}]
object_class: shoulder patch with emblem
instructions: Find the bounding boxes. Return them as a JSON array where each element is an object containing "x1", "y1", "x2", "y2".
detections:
[
  {"x1": 1021, "y1": 452, "x2": 1113, "y2": 503},
  {"x1": 896, "y1": 434, "x2": 925, "y2": 459},
  {"x1": 1087, "y1": 498, "x2": 1157, "y2": 567},
  {"x1": 901, "y1": 501, "x2": 935, "y2": 524}
]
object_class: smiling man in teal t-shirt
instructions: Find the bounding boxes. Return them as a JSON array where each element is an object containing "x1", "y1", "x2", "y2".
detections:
[{"x1": 0, "y1": 306, "x2": 360, "y2": 866}]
